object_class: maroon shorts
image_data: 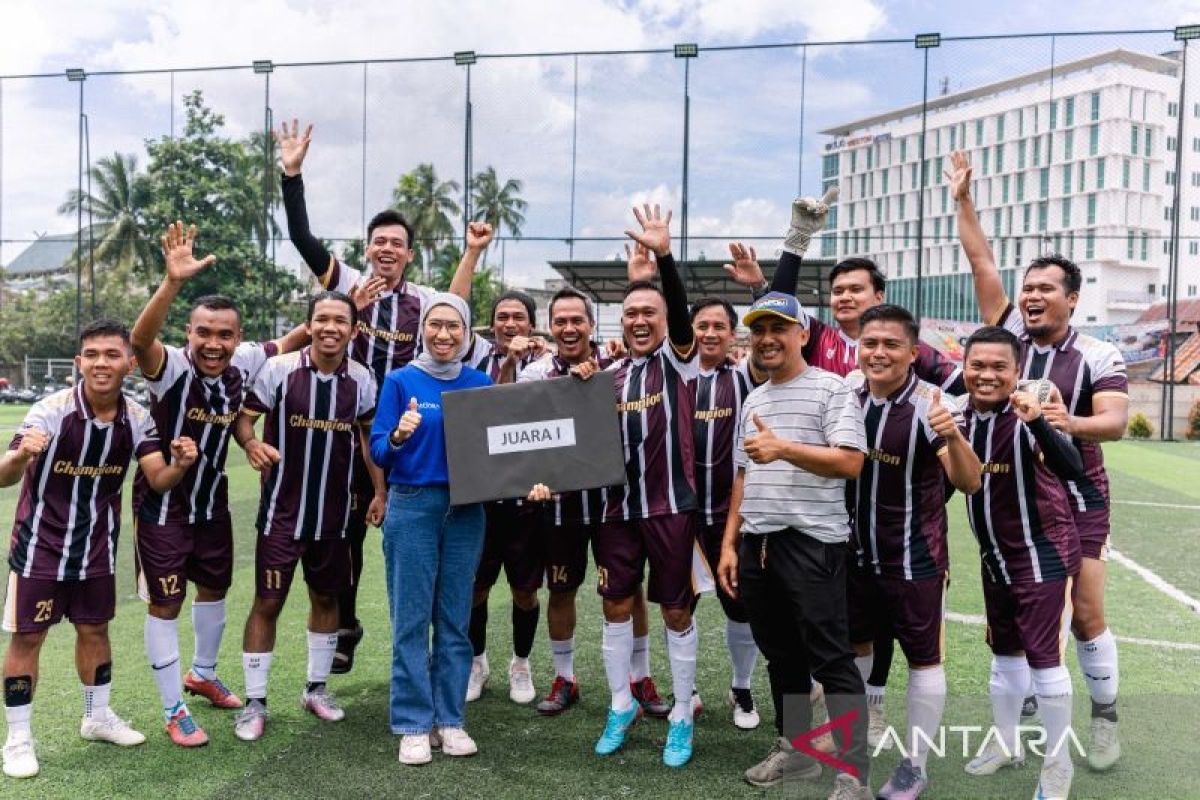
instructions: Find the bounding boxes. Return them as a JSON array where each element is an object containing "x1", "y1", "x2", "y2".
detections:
[
  {"x1": 134, "y1": 515, "x2": 234, "y2": 605},
  {"x1": 847, "y1": 565, "x2": 947, "y2": 667},
  {"x1": 3, "y1": 572, "x2": 116, "y2": 634},
  {"x1": 982, "y1": 572, "x2": 1073, "y2": 669},
  {"x1": 1073, "y1": 507, "x2": 1110, "y2": 561},
  {"x1": 255, "y1": 533, "x2": 351, "y2": 600},
  {"x1": 475, "y1": 501, "x2": 544, "y2": 593},
  {"x1": 540, "y1": 511, "x2": 596, "y2": 593},
  {"x1": 593, "y1": 514, "x2": 696, "y2": 609}
]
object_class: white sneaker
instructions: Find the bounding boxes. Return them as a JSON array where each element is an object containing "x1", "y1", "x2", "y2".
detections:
[
  {"x1": 2, "y1": 733, "x2": 38, "y2": 778},
  {"x1": 466, "y1": 656, "x2": 490, "y2": 702},
  {"x1": 433, "y1": 726, "x2": 478, "y2": 757},
  {"x1": 868, "y1": 701, "x2": 890, "y2": 749},
  {"x1": 79, "y1": 710, "x2": 146, "y2": 747},
  {"x1": 508, "y1": 658, "x2": 535, "y2": 705},
  {"x1": 399, "y1": 734, "x2": 432, "y2": 765},
  {"x1": 729, "y1": 687, "x2": 761, "y2": 730},
  {"x1": 965, "y1": 737, "x2": 1025, "y2": 776},
  {"x1": 1087, "y1": 717, "x2": 1120, "y2": 771},
  {"x1": 1033, "y1": 758, "x2": 1073, "y2": 799}
]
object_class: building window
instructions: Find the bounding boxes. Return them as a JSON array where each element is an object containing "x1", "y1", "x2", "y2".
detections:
[
  {"x1": 1192, "y1": 207, "x2": 1200, "y2": 222},
  {"x1": 1087, "y1": 194, "x2": 1097, "y2": 225},
  {"x1": 1193, "y1": 137, "x2": 1200, "y2": 153},
  {"x1": 949, "y1": 126, "x2": 956, "y2": 150},
  {"x1": 1050, "y1": 100, "x2": 1058, "y2": 130},
  {"x1": 1189, "y1": 241, "x2": 1198, "y2": 256},
  {"x1": 899, "y1": 195, "x2": 906, "y2": 219},
  {"x1": 1086, "y1": 315, "x2": 1097, "y2": 322},
  {"x1": 975, "y1": 119, "x2": 983, "y2": 147},
  {"x1": 1145, "y1": 128, "x2": 1152, "y2": 156},
  {"x1": 1090, "y1": 91, "x2": 1100, "y2": 121},
  {"x1": 1078, "y1": 161, "x2": 1086, "y2": 192},
  {"x1": 1023, "y1": 204, "x2": 1032, "y2": 233},
  {"x1": 1016, "y1": 173, "x2": 1025, "y2": 201},
  {"x1": 1000, "y1": 238, "x2": 1008, "y2": 264},
  {"x1": 1065, "y1": 96, "x2": 1075, "y2": 126},
  {"x1": 993, "y1": 208, "x2": 1003, "y2": 235},
  {"x1": 1040, "y1": 167, "x2": 1050, "y2": 198},
  {"x1": 900, "y1": 138, "x2": 907, "y2": 162},
  {"x1": 1061, "y1": 197, "x2": 1071, "y2": 227},
  {"x1": 1062, "y1": 163, "x2": 1073, "y2": 192},
  {"x1": 1018, "y1": 139, "x2": 1027, "y2": 168},
  {"x1": 1033, "y1": 136, "x2": 1041, "y2": 167},
  {"x1": 1188, "y1": 285, "x2": 1197, "y2": 297},
  {"x1": 822, "y1": 154, "x2": 839, "y2": 179},
  {"x1": 1166, "y1": 205, "x2": 1174, "y2": 221},
  {"x1": 935, "y1": 156, "x2": 944, "y2": 184},
  {"x1": 1038, "y1": 202, "x2": 1048, "y2": 232},
  {"x1": 1089, "y1": 125, "x2": 1099, "y2": 156},
  {"x1": 1168, "y1": 135, "x2": 1177, "y2": 151},
  {"x1": 1131, "y1": 124, "x2": 1139, "y2": 155},
  {"x1": 881, "y1": 170, "x2": 889, "y2": 194},
  {"x1": 941, "y1": 186, "x2": 948, "y2": 214},
  {"x1": 911, "y1": 162, "x2": 918, "y2": 186},
  {"x1": 1122, "y1": 159, "x2": 1131, "y2": 189},
  {"x1": 850, "y1": 151, "x2": 857, "y2": 173},
  {"x1": 1086, "y1": 231, "x2": 1095, "y2": 258},
  {"x1": 1144, "y1": 163, "x2": 1151, "y2": 193},
  {"x1": 1015, "y1": 238, "x2": 1023, "y2": 266},
  {"x1": 1127, "y1": 231, "x2": 1135, "y2": 260},
  {"x1": 997, "y1": 113, "x2": 1006, "y2": 141},
  {"x1": 1169, "y1": 171, "x2": 1177, "y2": 186},
  {"x1": 982, "y1": 147, "x2": 990, "y2": 176},
  {"x1": 1064, "y1": 131, "x2": 1074, "y2": 161},
  {"x1": 1096, "y1": 158, "x2": 1105, "y2": 189},
  {"x1": 1169, "y1": 101, "x2": 1179, "y2": 117}
]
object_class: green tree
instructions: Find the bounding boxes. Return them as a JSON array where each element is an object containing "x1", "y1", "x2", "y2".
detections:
[
  {"x1": 340, "y1": 238, "x2": 365, "y2": 271},
  {"x1": 239, "y1": 130, "x2": 283, "y2": 252},
  {"x1": 137, "y1": 91, "x2": 301, "y2": 341},
  {"x1": 57, "y1": 152, "x2": 154, "y2": 274},
  {"x1": 471, "y1": 166, "x2": 526, "y2": 269},
  {"x1": 392, "y1": 163, "x2": 460, "y2": 281}
]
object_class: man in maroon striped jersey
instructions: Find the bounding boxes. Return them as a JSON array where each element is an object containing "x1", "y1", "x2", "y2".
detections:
[
  {"x1": 951, "y1": 149, "x2": 1129, "y2": 771},
  {"x1": 956, "y1": 326, "x2": 1083, "y2": 800},
  {"x1": 688, "y1": 297, "x2": 766, "y2": 730},
  {"x1": 276, "y1": 119, "x2": 489, "y2": 674},
  {"x1": 2, "y1": 321, "x2": 198, "y2": 780},
  {"x1": 230, "y1": 291, "x2": 382, "y2": 743},
  {"x1": 130, "y1": 222, "x2": 308, "y2": 747},
  {"x1": 849, "y1": 304, "x2": 982, "y2": 799}
]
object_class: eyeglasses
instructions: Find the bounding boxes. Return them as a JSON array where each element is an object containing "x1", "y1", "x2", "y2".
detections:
[{"x1": 426, "y1": 320, "x2": 464, "y2": 334}]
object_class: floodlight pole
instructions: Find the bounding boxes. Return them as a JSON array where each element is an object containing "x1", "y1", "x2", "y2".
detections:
[
  {"x1": 568, "y1": 54, "x2": 579, "y2": 261},
  {"x1": 913, "y1": 34, "x2": 940, "y2": 325},
  {"x1": 68, "y1": 69, "x2": 86, "y2": 343},
  {"x1": 1163, "y1": 32, "x2": 1192, "y2": 439},
  {"x1": 676, "y1": 44, "x2": 698, "y2": 287}
]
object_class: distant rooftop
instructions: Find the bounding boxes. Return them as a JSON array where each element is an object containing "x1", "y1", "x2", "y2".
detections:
[
  {"x1": 821, "y1": 48, "x2": 1179, "y2": 137},
  {"x1": 3, "y1": 231, "x2": 86, "y2": 276}
]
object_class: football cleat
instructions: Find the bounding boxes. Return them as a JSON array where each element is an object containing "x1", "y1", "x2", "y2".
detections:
[
  {"x1": 508, "y1": 658, "x2": 536, "y2": 705},
  {"x1": 536, "y1": 676, "x2": 580, "y2": 716},
  {"x1": 301, "y1": 685, "x2": 345, "y2": 722},
  {"x1": 79, "y1": 710, "x2": 146, "y2": 747},
  {"x1": 1086, "y1": 717, "x2": 1120, "y2": 771},
  {"x1": 662, "y1": 718, "x2": 694, "y2": 768},
  {"x1": 630, "y1": 677, "x2": 670, "y2": 719},
  {"x1": 729, "y1": 687, "x2": 760, "y2": 730},
  {"x1": 466, "y1": 656, "x2": 490, "y2": 702},
  {"x1": 233, "y1": 700, "x2": 268, "y2": 742},
  {"x1": 164, "y1": 704, "x2": 208, "y2": 747},
  {"x1": 965, "y1": 738, "x2": 1025, "y2": 775},
  {"x1": 595, "y1": 703, "x2": 642, "y2": 756},
  {"x1": 877, "y1": 757, "x2": 929, "y2": 799},
  {"x1": 184, "y1": 670, "x2": 243, "y2": 709},
  {"x1": 1, "y1": 733, "x2": 39, "y2": 779}
]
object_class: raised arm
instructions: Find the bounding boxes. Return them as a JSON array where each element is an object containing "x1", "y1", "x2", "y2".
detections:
[
  {"x1": 137, "y1": 437, "x2": 199, "y2": 493},
  {"x1": 0, "y1": 429, "x2": 49, "y2": 488},
  {"x1": 132, "y1": 222, "x2": 217, "y2": 379},
  {"x1": 276, "y1": 120, "x2": 335, "y2": 279},
  {"x1": 447, "y1": 221, "x2": 494, "y2": 300},
  {"x1": 1012, "y1": 390, "x2": 1084, "y2": 480},
  {"x1": 948, "y1": 150, "x2": 1008, "y2": 324},
  {"x1": 624, "y1": 204, "x2": 692, "y2": 351},
  {"x1": 927, "y1": 389, "x2": 982, "y2": 494}
]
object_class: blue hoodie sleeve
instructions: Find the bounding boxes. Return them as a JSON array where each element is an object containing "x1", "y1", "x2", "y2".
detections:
[{"x1": 370, "y1": 371, "x2": 405, "y2": 468}]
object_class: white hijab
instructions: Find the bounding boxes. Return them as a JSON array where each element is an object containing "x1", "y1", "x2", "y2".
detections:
[{"x1": 412, "y1": 293, "x2": 471, "y2": 380}]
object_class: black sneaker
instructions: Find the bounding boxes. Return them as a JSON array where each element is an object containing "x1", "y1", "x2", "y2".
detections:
[{"x1": 331, "y1": 623, "x2": 363, "y2": 675}]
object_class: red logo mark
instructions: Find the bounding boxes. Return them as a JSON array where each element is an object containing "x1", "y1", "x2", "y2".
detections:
[{"x1": 791, "y1": 709, "x2": 860, "y2": 779}]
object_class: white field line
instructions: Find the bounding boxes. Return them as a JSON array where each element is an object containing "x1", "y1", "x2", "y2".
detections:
[
  {"x1": 1108, "y1": 547, "x2": 1200, "y2": 615},
  {"x1": 944, "y1": 611, "x2": 1200, "y2": 653},
  {"x1": 1112, "y1": 499, "x2": 1200, "y2": 511}
]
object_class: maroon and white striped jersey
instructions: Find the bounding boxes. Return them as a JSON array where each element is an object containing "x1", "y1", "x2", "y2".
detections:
[
  {"x1": 691, "y1": 359, "x2": 760, "y2": 526},
  {"x1": 8, "y1": 386, "x2": 160, "y2": 581},
  {"x1": 805, "y1": 315, "x2": 964, "y2": 392}
]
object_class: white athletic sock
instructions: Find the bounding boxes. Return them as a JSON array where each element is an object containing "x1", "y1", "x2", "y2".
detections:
[
  {"x1": 243, "y1": 652, "x2": 273, "y2": 700},
  {"x1": 82, "y1": 682, "x2": 110, "y2": 721},
  {"x1": 630, "y1": 634, "x2": 650, "y2": 681},
  {"x1": 906, "y1": 665, "x2": 947, "y2": 770},
  {"x1": 191, "y1": 600, "x2": 226, "y2": 680},
  {"x1": 854, "y1": 654, "x2": 873, "y2": 684},
  {"x1": 144, "y1": 615, "x2": 183, "y2": 713},
  {"x1": 1075, "y1": 628, "x2": 1119, "y2": 706},
  {"x1": 4, "y1": 704, "x2": 32, "y2": 741},
  {"x1": 725, "y1": 620, "x2": 758, "y2": 690},
  {"x1": 603, "y1": 619, "x2": 634, "y2": 711},
  {"x1": 866, "y1": 682, "x2": 886, "y2": 707},
  {"x1": 306, "y1": 630, "x2": 338, "y2": 685},
  {"x1": 989, "y1": 655, "x2": 1030, "y2": 754},
  {"x1": 551, "y1": 637, "x2": 575, "y2": 680},
  {"x1": 666, "y1": 622, "x2": 698, "y2": 723},
  {"x1": 1032, "y1": 665, "x2": 1074, "y2": 768},
  {"x1": 474, "y1": 652, "x2": 490, "y2": 673}
]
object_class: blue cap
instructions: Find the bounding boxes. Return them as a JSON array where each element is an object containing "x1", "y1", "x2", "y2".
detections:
[{"x1": 742, "y1": 292, "x2": 807, "y2": 327}]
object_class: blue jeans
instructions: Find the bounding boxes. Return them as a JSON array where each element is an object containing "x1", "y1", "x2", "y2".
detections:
[{"x1": 383, "y1": 484, "x2": 485, "y2": 734}]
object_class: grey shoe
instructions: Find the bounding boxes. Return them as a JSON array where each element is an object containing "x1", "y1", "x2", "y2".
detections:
[
  {"x1": 827, "y1": 771, "x2": 873, "y2": 800},
  {"x1": 744, "y1": 736, "x2": 822, "y2": 787}
]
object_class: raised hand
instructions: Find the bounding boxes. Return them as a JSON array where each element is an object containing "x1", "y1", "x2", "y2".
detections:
[
  {"x1": 245, "y1": 440, "x2": 281, "y2": 472},
  {"x1": 605, "y1": 338, "x2": 628, "y2": 360},
  {"x1": 393, "y1": 396, "x2": 422, "y2": 444},
  {"x1": 570, "y1": 360, "x2": 598, "y2": 381},
  {"x1": 274, "y1": 119, "x2": 313, "y2": 177},
  {"x1": 945, "y1": 150, "x2": 973, "y2": 204},
  {"x1": 1040, "y1": 385, "x2": 1073, "y2": 434},
  {"x1": 744, "y1": 413, "x2": 786, "y2": 464},
  {"x1": 925, "y1": 388, "x2": 961, "y2": 439},
  {"x1": 16, "y1": 429, "x2": 50, "y2": 462},
  {"x1": 526, "y1": 483, "x2": 554, "y2": 503},
  {"x1": 624, "y1": 241, "x2": 656, "y2": 283},
  {"x1": 783, "y1": 186, "x2": 838, "y2": 257},
  {"x1": 624, "y1": 203, "x2": 672, "y2": 257},
  {"x1": 161, "y1": 221, "x2": 216, "y2": 283},
  {"x1": 722, "y1": 242, "x2": 764, "y2": 288},
  {"x1": 1011, "y1": 390, "x2": 1043, "y2": 424},
  {"x1": 170, "y1": 436, "x2": 199, "y2": 469},
  {"x1": 349, "y1": 275, "x2": 388, "y2": 311},
  {"x1": 466, "y1": 221, "x2": 494, "y2": 252}
]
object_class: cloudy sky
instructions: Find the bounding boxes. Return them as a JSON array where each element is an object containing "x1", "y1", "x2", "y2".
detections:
[{"x1": 3, "y1": 0, "x2": 1199, "y2": 286}]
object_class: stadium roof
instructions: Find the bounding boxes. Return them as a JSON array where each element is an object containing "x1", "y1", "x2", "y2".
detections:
[
  {"x1": 546, "y1": 257, "x2": 836, "y2": 308},
  {"x1": 1138, "y1": 298, "x2": 1200, "y2": 326},
  {"x1": 2, "y1": 231, "x2": 84, "y2": 276}
]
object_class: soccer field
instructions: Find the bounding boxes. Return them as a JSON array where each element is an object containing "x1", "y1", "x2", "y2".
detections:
[{"x1": 0, "y1": 403, "x2": 1198, "y2": 799}]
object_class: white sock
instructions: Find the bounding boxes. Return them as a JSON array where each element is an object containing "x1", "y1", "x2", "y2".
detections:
[
  {"x1": 1032, "y1": 665, "x2": 1074, "y2": 768},
  {"x1": 725, "y1": 620, "x2": 758, "y2": 690},
  {"x1": 630, "y1": 634, "x2": 650, "y2": 681},
  {"x1": 603, "y1": 619, "x2": 634, "y2": 711},
  {"x1": 551, "y1": 637, "x2": 575, "y2": 679},
  {"x1": 906, "y1": 665, "x2": 946, "y2": 770},
  {"x1": 1075, "y1": 628, "x2": 1119, "y2": 706},
  {"x1": 666, "y1": 622, "x2": 698, "y2": 723},
  {"x1": 243, "y1": 652, "x2": 273, "y2": 700},
  {"x1": 854, "y1": 653, "x2": 873, "y2": 684},
  {"x1": 4, "y1": 704, "x2": 32, "y2": 741},
  {"x1": 82, "y1": 682, "x2": 111, "y2": 721},
  {"x1": 191, "y1": 600, "x2": 226, "y2": 680},
  {"x1": 144, "y1": 615, "x2": 183, "y2": 713},
  {"x1": 866, "y1": 682, "x2": 886, "y2": 707},
  {"x1": 989, "y1": 655, "x2": 1030, "y2": 754},
  {"x1": 306, "y1": 630, "x2": 338, "y2": 685}
]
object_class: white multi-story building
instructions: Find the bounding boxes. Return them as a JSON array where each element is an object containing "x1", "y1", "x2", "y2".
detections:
[{"x1": 819, "y1": 47, "x2": 1200, "y2": 325}]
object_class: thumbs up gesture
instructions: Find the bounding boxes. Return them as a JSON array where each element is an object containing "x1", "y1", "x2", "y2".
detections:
[
  {"x1": 925, "y1": 387, "x2": 961, "y2": 439},
  {"x1": 744, "y1": 412, "x2": 785, "y2": 465},
  {"x1": 392, "y1": 396, "x2": 422, "y2": 445}
]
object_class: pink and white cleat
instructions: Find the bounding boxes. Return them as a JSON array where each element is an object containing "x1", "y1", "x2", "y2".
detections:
[{"x1": 301, "y1": 685, "x2": 345, "y2": 722}]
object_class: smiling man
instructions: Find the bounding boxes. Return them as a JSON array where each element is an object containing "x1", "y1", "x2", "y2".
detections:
[{"x1": 950, "y1": 149, "x2": 1129, "y2": 771}]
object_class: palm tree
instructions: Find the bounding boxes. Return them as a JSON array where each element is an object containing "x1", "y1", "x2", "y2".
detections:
[
  {"x1": 391, "y1": 164, "x2": 460, "y2": 281},
  {"x1": 240, "y1": 130, "x2": 283, "y2": 253},
  {"x1": 471, "y1": 166, "x2": 527, "y2": 270},
  {"x1": 57, "y1": 152, "x2": 153, "y2": 273}
]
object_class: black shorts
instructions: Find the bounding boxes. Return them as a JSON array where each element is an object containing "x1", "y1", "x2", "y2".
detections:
[
  {"x1": 847, "y1": 564, "x2": 947, "y2": 667},
  {"x1": 475, "y1": 501, "x2": 544, "y2": 593}
]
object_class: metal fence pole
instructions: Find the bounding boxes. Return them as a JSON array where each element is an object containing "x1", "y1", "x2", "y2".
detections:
[
  {"x1": 72, "y1": 72, "x2": 85, "y2": 342},
  {"x1": 1164, "y1": 37, "x2": 1189, "y2": 440},
  {"x1": 797, "y1": 46, "x2": 807, "y2": 197},
  {"x1": 681, "y1": 56, "x2": 692, "y2": 275},
  {"x1": 914, "y1": 36, "x2": 940, "y2": 324},
  {"x1": 568, "y1": 54, "x2": 579, "y2": 262}
]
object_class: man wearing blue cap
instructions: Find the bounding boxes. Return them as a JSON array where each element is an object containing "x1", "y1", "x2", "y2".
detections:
[{"x1": 717, "y1": 292, "x2": 872, "y2": 800}]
